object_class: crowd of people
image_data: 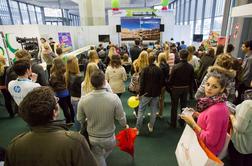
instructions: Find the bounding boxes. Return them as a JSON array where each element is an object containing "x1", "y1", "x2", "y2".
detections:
[{"x1": 0, "y1": 37, "x2": 252, "y2": 166}]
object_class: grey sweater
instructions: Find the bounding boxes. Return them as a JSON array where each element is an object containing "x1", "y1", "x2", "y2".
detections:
[{"x1": 77, "y1": 89, "x2": 127, "y2": 138}]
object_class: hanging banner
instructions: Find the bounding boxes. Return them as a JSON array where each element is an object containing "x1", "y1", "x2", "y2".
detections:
[{"x1": 58, "y1": 32, "x2": 73, "y2": 52}]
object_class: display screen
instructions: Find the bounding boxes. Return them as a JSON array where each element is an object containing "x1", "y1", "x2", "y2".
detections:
[
  {"x1": 193, "y1": 34, "x2": 203, "y2": 42},
  {"x1": 121, "y1": 17, "x2": 161, "y2": 41},
  {"x1": 98, "y1": 35, "x2": 110, "y2": 42}
]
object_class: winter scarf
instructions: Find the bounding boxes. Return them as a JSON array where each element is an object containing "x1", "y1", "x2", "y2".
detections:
[{"x1": 197, "y1": 93, "x2": 227, "y2": 112}]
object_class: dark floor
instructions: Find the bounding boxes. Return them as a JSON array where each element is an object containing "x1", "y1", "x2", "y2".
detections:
[{"x1": 0, "y1": 84, "x2": 230, "y2": 166}]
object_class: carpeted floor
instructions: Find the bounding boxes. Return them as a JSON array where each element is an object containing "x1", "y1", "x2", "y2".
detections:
[{"x1": 0, "y1": 81, "x2": 230, "y2": 166}]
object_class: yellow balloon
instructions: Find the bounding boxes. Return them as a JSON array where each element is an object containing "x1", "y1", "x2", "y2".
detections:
[{"x1": 128, "y1": 96, "x2": 140, "y2": 108}]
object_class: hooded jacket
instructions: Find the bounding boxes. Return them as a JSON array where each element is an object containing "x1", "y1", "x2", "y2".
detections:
[{"x1": 195, "y1": 65, "x2": 236, "y2": 100}]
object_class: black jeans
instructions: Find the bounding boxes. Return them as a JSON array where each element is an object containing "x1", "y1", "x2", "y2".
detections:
[
  {"x1": 228, "y1": 141, "x2": 252, "y2": 166},
  {"x1": 170, "y1": 87, "x2": 189, "y2": 128},
  {"x1": 58, "y1": 95, "x2": 75, "y2": 123},
  {"x1": 1, "y1": 89, "x2": 15, "y2": 117}
]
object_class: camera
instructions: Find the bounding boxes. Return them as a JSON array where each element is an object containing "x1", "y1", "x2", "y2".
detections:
[{"x1": 16, "y1": 37, "x2": 39, "y2": 60}]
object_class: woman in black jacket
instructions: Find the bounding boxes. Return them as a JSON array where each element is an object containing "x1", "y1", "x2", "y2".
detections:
[
  {"x1": 157, "y1": 53, "x2": 169, "y2": 117},
  {"x1": 49, "y1": 58, "x2": 75, "y2": 123}
]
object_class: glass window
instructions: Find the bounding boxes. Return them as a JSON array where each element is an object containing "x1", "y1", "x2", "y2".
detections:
[
  {"x1": 0, "y1": 0, "x2": 11, "y2": 24},
  {"x1": 204, "y1": 0, "x2": 213, "y2": 18},
  {"x1": 190, "y1": 0, "x2": 196, "y2": 21},
  {"x1": 35, "y1": 7, "x2": 43, "y2": 24},
  {"x1": 44, "y1": 8, "x2": 62, "y2": 17},
  {"x1": 203, "y1": 18, "x2": 211, "y2": 39},
  {"x1": 177, "y1": 0, "x2": 180, "y2": 23},
  {"x1": 63, "y1": 9, "x2": 68, "y2": 18},
  {"x1": 212, "y1": 16, "x2": 223, "y2": 32},
  {"x1": 180, "y1": 0, "x2": 184, "y2": 24},
  {"x1": 28, "y1": 5, "x2": 36, "y2": 24},
  {"x1": 77, "y1": 16, "x2": 80, "y2": 26},
  {"x1": 184, "y1": 0, "x2": 189, "y2": 23},
  {"x1": 196, "y1": 0, "x2": 203, "y2": 20},
  {"x1": 69, "y1": 15, "x2": 72, "y2": 26},
  {"x1": 189, "y1": 20, "x2": 194, "y2": 43},
  {"x1": 195, "y1": 19, "x2": 202, "y2": 34},
  {"x1": 10, "y1": 0, "x2": 21, "y2": 24},
  {"x1": 175, "y1": 1, "x2": 179, "y2": 24},
  {"x1": 52, "y1": 22, "x2": 57, "y2": 25},
  {"x1": 19, "y1": 3, "x2": 29, "y2": 24},
  {"x1": 215, "y1": 0, "x2": 225, "y2": 16}
]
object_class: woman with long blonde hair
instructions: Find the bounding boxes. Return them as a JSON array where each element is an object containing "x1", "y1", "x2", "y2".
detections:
[
  {"x1": 132, "y1": 50, "x2": 149, "y2": 73},
  {"x1": 65, "y1": 55, "x2": 83, "y2": 128},
  {"x1": 81, "y1": 62, "x2": 112, "y2": 96},
  {"x1": 104, "y1": 46, "x2": 117, "y2": 66},
  {"x1": 81, "y1": 62, "x2": 99, "y2": 95},
  {"x1": 66, "y1": 55, "x2": 81, "y2": 88},
  {"x1": 89, "y1": 50, "x2": 100, "y2": 64},
  {"x1": 164, "y1": 44, "x2": 175, "y2": 73},
  {"x1": 163, "y1": 44, "x2": 170, "y2": 60},
  {"x1": 88, "y1": 50, "x2": 105, "y2": 72}
]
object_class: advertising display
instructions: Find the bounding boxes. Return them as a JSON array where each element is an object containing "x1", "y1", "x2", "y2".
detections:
[
  {"x1": 121, "y1": 17, "x2": 161, "y2": 41},
  {"x1": 58, "y1": 32, "x2": 73, "y2": 51}
]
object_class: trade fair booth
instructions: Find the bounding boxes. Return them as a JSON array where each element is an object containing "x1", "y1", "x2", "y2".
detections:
[{"x1": 0, "y1": 8, "x2": 190, "y2": 64}]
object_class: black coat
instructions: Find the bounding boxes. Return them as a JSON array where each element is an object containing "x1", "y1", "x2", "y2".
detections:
[
  {"x1": 68, "y1": 73, "x2": 84, "y2": 98},
  {"x1": 139, "y1": 64, "x2": 163, "y2": 97},
  {"x1": 130, "y1": 45, "x2": 142, "y2": 63},
  {"x1": 168, "y1": 60, "x2": 194, "y2": 87}
]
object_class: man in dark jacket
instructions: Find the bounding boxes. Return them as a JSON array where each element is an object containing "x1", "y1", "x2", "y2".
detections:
[
  {"x1": 4, "y1": 87, "x2": 97, "y2": 166},
  {"x1": 135, "y1": 54, "x2": 163, "y2": 134},
  {"x1": 130, "y1": 38, "x2": 142, "y2": 63},
  {"x1": 168, "y1": 49, "x2": 194, "y2": 128}
]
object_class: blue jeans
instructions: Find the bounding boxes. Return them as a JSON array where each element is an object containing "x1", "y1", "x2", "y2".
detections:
[
  {"x1": 71, "y1": 97, "x2": 81, "y2": 130},
  {"x1": 136, "y1": 96, "x2": 159, "y2": 130},
  {"x1": 89, "y1": 135, "x2": 116, "y2": 166}
]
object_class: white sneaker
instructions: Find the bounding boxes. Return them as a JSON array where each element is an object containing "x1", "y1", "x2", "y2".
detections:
[
  {"x1": 148, "y1": 123, "x2": 153, "y2": 132},
  {"x1": 133, "y1": 111, "x2": 137, "y2": 118}
]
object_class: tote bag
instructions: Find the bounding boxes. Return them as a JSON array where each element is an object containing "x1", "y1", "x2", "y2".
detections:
[{"x1": 175, "y1": 125, "x2": 224, "y2": 166}]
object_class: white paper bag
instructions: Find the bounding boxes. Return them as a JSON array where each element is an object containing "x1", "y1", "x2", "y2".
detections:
[{"x1": 175, "y1": 125, "x2": 224, "y2": 166}]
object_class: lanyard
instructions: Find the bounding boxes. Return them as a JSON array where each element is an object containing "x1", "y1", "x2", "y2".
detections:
[{"x1": 17, "y1": 78, "x2": 32, "y2": 82}]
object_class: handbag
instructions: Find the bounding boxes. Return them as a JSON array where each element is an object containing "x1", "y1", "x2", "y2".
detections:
[
  {"x1": 128, "y1": 72, "x2": 140, "y2": 93},
  {"x1": 175, "y1": 125, "x2": 223, "y2": 166}
]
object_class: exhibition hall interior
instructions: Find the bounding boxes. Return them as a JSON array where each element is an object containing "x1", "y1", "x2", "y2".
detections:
[{"x1": 0, "y1": 0, "x2": 252, "y2": 166}]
